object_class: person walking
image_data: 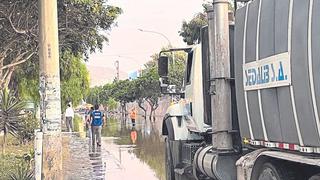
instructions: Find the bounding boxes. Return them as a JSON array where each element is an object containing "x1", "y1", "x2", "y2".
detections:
[
  {"x1": 85, "y1": 106, "x2": 94, "y2": 137},
  {"x1": 86, "y1": 107, "x2": 94, "y2": 128},
  {"x1": 90, "y1": 104, "x2": 104, "y2": 146},
  {"x1": 130, "y1": 107, "x2": 137, "y2": 127},
  {"x1": 65, "y1": 103, "x2": 74, "y2": 132}
]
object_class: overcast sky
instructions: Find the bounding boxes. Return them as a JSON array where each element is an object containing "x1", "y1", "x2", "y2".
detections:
[{"x1": 87, "y1": 0, "x2": 205, "y2": 75}]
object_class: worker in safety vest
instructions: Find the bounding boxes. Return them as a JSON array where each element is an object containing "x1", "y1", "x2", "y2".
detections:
[
  {"x1": 130, "y1": 107, "x2": 137, "y2": 127},
  {"x1": 90, "y1": 104, "x2": 104, "y2": 146}
]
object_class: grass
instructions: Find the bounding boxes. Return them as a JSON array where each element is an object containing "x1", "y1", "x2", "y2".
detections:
[
  {"x1": 0, "y1": 135, "x2": 33, "y2": 156},
  {"x1": 0, "y1": 135, "x2": 34, "y2": 179}
]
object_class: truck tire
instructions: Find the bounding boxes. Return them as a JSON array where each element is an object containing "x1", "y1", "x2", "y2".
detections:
[
  {"x1": 165, "y1": 137, "x2": 175, "y2": 180},
  {"x1": 257, "y1": 162, "x2": 296, "y2": 180}
]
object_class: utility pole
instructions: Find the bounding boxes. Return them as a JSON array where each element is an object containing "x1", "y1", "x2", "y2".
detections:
[
  {"x1": 39, "y1": 0, "x2": 62, "y2": 179},
  {"x1": 115, "y1": 60, "x2": 119, "y2": 81}
]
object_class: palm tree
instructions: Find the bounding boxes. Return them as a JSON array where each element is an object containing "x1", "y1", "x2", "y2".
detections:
[{"x1": 0, "y1": 88, "x2": 25, "y2": 155}]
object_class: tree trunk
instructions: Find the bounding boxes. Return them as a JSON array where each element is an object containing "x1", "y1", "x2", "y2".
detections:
[
  {"x1": 149, "y1": 109, "x2": 153, "y2": 122},
  {"x1": 138, "y1": 101, "x2": 147, "y2": 121},
  {"x1": 120, "y1": 103, "x2": 127, "y2": 123},
  {"x1": 152, "y1": 103, "x2": 159, "y2": 122},
  {"x1": 146, "y1": 98, "x2": 159, "y2": 122},
  {"x1": 124, "y1": 104, "x2": 127, "y2": 121}
]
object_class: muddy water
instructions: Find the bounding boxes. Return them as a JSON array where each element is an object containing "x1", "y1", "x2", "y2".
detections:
[
  {"x1": 101, "y1": 118, "x2": 165, "y2": 180},
  {"x1": 62, "y1": 117, "x2": 165, "y2": 180}
]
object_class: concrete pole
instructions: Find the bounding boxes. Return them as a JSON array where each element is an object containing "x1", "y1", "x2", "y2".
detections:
[
  {"x1": 211, "y1": 0, "x2": 233, "y2": 151},
  {"x1": 39, "y1": 0, "x2": 63, "y2": 179},
  {"x1": 34, "y1": 129, "x2": 43, "y2": 180}
]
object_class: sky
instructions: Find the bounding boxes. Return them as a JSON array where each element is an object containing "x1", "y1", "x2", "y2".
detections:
[{"x1": 87, "y1": 0, "x2": 206, "y2": 76}]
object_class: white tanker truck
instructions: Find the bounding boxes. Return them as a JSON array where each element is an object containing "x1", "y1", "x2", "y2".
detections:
[{"x1": 158, "y1": 0, "x2": 320, "y2": 179}]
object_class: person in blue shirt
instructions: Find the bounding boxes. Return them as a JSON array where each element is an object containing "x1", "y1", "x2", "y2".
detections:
[{"x1": 90, "y1": 104, "x2": 104, "y2": 146}]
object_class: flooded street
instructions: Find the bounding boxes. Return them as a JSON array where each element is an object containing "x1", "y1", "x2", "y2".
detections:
[
  {"x1": 62, "y1": 117, "x2": 165, "y2": 180},
  {"x1": 102, "y1": 118, "x2": 165, "y2": 180}
]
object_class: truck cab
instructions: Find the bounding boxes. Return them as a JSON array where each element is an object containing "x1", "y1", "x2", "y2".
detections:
[{"x1": 159, "y1": 27, "x2": 212, "y2": 142}]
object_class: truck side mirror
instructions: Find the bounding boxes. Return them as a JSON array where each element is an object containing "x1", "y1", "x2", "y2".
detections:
[{"x1": 158, "y1": 56, "x2": 169, "y2": 77}]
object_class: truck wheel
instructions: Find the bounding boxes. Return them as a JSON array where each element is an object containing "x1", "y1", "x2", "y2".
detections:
[
  {"x1": 165, "y1": 137, "x2": 175, "y2": 180},
  {"x1": 258, "y1": 162, "x2": 295, "y2": 180}
]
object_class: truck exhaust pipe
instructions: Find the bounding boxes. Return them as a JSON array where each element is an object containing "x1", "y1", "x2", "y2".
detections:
[
  {"x1": 211, "y1": 0, "x2": 233, "y2": 151},
  {"x1": 194, "y1": 2, "x2": 238, "y2": 180}
]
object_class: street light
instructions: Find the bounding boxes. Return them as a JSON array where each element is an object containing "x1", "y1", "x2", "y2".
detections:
[
  {"x1": 138, "y1": 28, "x2": 175, "y2": 64},
  {"x1": 138, "y1": 28, "x2": 172, "y2": 46}
]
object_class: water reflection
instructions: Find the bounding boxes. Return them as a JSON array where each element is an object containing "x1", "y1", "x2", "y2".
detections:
[
  {"x1": 88, "y1": 146, "x2": 106, "y2": 179},
  {"x1": 102, "y1": 118, "x2": 165, "y2": 180}
]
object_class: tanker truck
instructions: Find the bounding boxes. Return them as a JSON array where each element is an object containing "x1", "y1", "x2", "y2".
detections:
[{"x1": 157, "y1": 0, "x2": 320, "y2": 179}]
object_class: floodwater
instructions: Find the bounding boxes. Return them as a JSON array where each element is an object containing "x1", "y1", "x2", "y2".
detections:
[
  {"x1": 101, "y1": 118, "x2": 166, "y2": 180},
  {"x1": 62, "y1": 117, "x2": 166, "y2": 180}
]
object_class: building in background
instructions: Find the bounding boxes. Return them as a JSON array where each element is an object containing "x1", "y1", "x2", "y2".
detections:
[{"x1": 128, "y1": 70, "x2": 141, "y2": 80}]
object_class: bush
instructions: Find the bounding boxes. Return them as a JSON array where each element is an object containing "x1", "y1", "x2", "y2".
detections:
[
  {"x1": 0, "y1": 154, "x2": 33, "y2": 179},
  {"x1": 17, "y1": 112, "x2": 39, "y2": 144},
  {"x1": 8, "y1": 162, "x2": 34, "y2": 180}
]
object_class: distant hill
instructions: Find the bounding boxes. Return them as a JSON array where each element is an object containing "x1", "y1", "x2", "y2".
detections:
[{"x1": 87, "y1": 65, "x2": 127, "y2": 87}]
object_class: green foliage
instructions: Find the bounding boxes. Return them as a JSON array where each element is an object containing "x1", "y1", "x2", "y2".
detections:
[
  {"x1": 87, "y1": 47, "x2": 187, "y2": 121},
  {"x1": 0, "y1": 88, "x2": 25, "y2": 154},
  {"x1": 60, "y1": 51, "x2": 90, "y2": 110},
  {"x1": 179, "y1": 13, "x2": 207, "y2": 45},
  {"x1": 57, "y1": 0, "x2": 123, "y2": 58},
  {"x1": 0, "y1": 136, "x2": 34, "y2": 179},
  {"x1": 15, "y1": 51, "x2": 90, "y2": 111},
  {"x1": 17, "y1": 113, "x2": 39, "y2": 144},
  {"x1": 0, "y1": 155, "x2": 24, "y2": 179},
  {"x1": 1, "y1": 0, "x2": 121, "y2": 108},
  {"x1": 136, "y1": 65, "x2": 160, "y2": 101},
  {"x1": 87, "y1": 86, "x2": 103, "y2": 105},
  {"x1": 111, "y1": 80, "x2": 137, "y2": 104},
  {"x1": 9, "y1": 162, "x2": 34, "y2": 180},
  {"x1": 17, "y1": 75, "x2": 40, "y2": 104},
  {"x1": 107, "y1": 98, "x2": 118, "y2": 111}
]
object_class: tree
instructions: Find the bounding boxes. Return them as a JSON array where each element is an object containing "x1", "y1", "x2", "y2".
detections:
[
  {"x1": 179, "y1": 12, "x2": 207, "y2": 45},
  {"x1": 87, "y1": 48, "x2": 187, "y2": 122},
  {"x1": 0, "y1": 88, "x2": 25, "y2": 154},
  {"x1": 179, "y1": 1, "x2": 239, "y2": 46},
  {"x1": 60, "y1": 51, "x2": 90, "y2": 109},
  {"x1": 0, "y1": 0, "x2": 122, "y2": 98},
  {"x1": 17, "y1": 112, "x2": 39, "y2": 145},
  {"x1": 87, "y1": 86, "x2": 103, "y2": 105},
  {"x1": 135, "y1": 67, "x2": 161, "y2": 122},
  {"x1": 14, "y1": 51, "x2": 90, "y2": 110},
  {"x1": 0, "y1": 1, "x2": 37, "y2": 90},
  {"x1": 111, "y1": 80, "x2": 136, "y2": 120},
  {"x1": 106, "y1": 98, "x2": 118, "y2": 111},
  {"x1": 136, "y1": 50, "x2": 186, "y2": 121}
]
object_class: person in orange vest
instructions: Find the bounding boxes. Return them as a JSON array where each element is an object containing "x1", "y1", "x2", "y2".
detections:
[{"x1": 130, "y1": 107, "x2": 137, "y2": 126}]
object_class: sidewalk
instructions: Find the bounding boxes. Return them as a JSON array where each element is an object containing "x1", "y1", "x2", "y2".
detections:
[{"x1": 62, "y1": 133, "x2": 110, "y2": 180}]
